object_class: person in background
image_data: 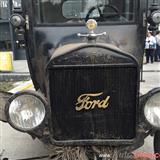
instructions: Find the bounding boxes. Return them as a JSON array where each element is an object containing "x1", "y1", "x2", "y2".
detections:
[
  {"x1": 155, "y1": 31, "x2": 160, "y2": 62},
  {"x1": 145, "y1": 32, "x2": 156, "y2": 64}
]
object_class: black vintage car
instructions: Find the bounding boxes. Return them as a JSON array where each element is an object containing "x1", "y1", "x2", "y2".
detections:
[{"x1": 1, "y1": 0, "x2": 160, "y2": 159}]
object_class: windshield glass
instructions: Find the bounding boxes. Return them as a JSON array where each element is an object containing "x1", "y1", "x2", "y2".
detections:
[{"x1": 35, "y1": 0, "x2": 136, "y2": 24}]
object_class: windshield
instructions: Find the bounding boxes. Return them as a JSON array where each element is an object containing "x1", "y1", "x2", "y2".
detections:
[{"x1": 35, "y1": 0, "x2": 136, "y2": 24}]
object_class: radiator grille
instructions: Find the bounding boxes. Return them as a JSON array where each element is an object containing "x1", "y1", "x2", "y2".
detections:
[{"x1": 49, "y1": 66, "x2": 138, "y2": 141}]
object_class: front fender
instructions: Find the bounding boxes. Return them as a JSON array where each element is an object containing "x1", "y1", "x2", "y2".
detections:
[{"x1": 0, "y1": 91, "x2": 12, "y2": 122}]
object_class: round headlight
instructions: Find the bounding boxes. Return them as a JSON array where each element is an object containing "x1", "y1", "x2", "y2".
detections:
[
  {"x1": 144, "y1": 91, "x2": 160, "y2": 129},
  {"x1": 10, "y1": 14, "x2": 25, "y2": 27},
  {"x1": 152, "y1": 11, "x2": 160, "y2": 24},
  {"x1": 6, "y1": 92, "x2": 46, "y2": 132}
]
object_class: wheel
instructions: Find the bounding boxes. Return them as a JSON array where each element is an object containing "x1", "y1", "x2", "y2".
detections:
[{"x1": 154, "y1": 131, "x2": 160, "y2": 160}]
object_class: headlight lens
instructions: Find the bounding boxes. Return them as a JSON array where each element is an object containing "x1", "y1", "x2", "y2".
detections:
[
  {"x1": 10, "y1": 14, "x2": 25, "y2": 27},
  {"x1": 152, "y1": 11, "x2": 160, "y2": 24},
  {"x1": 144, "y1": 92, "x2": 160, "y2": 128},
  {"x1": 8, "y1": 93, "x2": 46, "y2": 131}
]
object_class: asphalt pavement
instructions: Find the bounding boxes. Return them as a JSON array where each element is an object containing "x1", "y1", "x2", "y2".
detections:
[{"x1": 0, "y1": 60, "x2": 160, "y2": 160}]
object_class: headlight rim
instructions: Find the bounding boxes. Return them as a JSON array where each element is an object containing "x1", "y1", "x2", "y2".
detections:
[
  {"x1": 143, "y1": 88, "x2": 160, "y2": 130},
  {"x1": 5, "y1": 90, "x2": 48, "y2": 133}
]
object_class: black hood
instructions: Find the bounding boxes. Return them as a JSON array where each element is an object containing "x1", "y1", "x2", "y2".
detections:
[{"x1": 47, "y1": 43, "x2": 138, "y2": 67}]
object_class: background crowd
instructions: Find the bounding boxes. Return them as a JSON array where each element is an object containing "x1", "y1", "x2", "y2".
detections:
[{"x1": 145, "y1": 31, "x2": 160, "y2": 64}]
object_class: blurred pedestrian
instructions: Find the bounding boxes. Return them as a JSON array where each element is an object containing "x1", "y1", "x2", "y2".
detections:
[
  {"x1": 145, "y1": 32, "x2": 156, "y2": 64},
  {"x1": 155, "y1": 31, "x2": 160, "y2": 62}
]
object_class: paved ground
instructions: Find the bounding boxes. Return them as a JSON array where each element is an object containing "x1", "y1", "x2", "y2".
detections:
[
  {"x1": 13, "y1": 60, "x2": 29, "y2": 73},
  {"x1": 0, "y1": 60, "x2": 160, "y2": 160},
  {"x1": 0, "y1": 123, "x2": 49, "y2": 159},
  {"x1": 141, "y1": 62, "x2": 160, "y2": 94},
  {"x1": 0, "y1": 61, "x2": 30, "y2": 81}
]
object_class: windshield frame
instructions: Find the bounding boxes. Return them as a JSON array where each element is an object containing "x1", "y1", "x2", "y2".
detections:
[{"x1": 32, "y1": 0, "x2": 139, "y2": 26}]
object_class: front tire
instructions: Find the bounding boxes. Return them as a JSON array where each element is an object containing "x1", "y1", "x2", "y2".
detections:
[{"x1": 154, "y1": 131, "x2": 160, "y2": 160}]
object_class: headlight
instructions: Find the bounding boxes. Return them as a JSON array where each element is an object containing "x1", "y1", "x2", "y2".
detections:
[
  {"x1": 151, "y1": 11, "x2": 160, "y2": 24},
  {"x1": 144, "y1": 89, "x2": 160, "y2": 129},
  {"x1": 10, "y1": 14, "x2": 25, "y2": 27},
  {"x1": 6, "y1": 91, "x2": 46, "y2": 132}
]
